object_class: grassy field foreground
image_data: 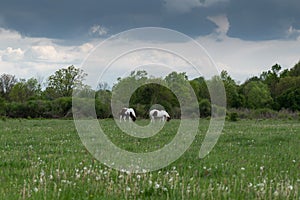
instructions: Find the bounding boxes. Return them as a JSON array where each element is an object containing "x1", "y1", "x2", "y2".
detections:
[{"x1": 0, "y1": 119, "x2": 299, "y2": 199}]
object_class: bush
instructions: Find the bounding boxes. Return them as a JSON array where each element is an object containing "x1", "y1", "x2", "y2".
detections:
[
  {"x1": 228, "y1": 112, "x2": 238, "y2": 121},
  {"x1": 51, "y1": 97, "x2": 72, "y2": 118},
  {"x1": 199, "y1": 99, "x2": 211, "y2": 117},
  {"x1": 253, "y1": 108, "x2": 277, "y2": 119},
  {"x1": 0, "y1": 97, "x2": 6, "y2": 116}
]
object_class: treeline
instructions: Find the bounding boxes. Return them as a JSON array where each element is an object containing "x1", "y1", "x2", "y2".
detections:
[{"x1": 0, "y1": 62, "x2": 299, "y2": 119}]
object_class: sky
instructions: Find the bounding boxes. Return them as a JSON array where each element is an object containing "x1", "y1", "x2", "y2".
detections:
[{"x1": 0, "y1": 0, "x2": 300, "y2": 87}]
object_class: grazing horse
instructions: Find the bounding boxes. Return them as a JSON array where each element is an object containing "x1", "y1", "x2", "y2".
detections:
[
  {"x1": 119, "y1": 108, "x2": 136, "y2": 122},
  {"x1": 149, "y1": 109, "x2": 171, "y2": 122}
]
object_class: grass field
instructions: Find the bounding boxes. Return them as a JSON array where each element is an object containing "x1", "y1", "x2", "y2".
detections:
[{"x1": 0, "y1": 118, "x2": 299, "y2": 199}]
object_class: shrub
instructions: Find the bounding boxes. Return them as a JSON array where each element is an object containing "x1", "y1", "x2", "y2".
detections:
[
  {"x1": 199, "y1": 99, "x2": 211, "y2": 117},
  {"x1": 228, "y1": 112, "x2": 238, "y2": 121}
]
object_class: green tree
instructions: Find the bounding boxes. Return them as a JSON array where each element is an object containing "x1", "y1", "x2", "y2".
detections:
[
  {"x1": 0, "y1": 74, "x2": 17, "y2": 100},
  {"x1": 9, "y1": 78, "x2": 41, "y2": 102},
  {"x1": 46, "y1": 65, "x2": 87, "y2": 99},
  {"x1": 275, "y1": 76, "x2": 300, "y2": 111},
  {"x1": 243, "y1": 81, "x2": 273, "y2": 109},
  {"x1": 165, "y1": 72, "x2": 198, "y2": 117},
  {"x1": 165, "y1": 72, "x2": 191, "y2": 104},
  {"x1": 289, "y1": 61, "x2": 300, "y2": 77},
  {"x1": 260, "y1": 64, "x2": 281, "y2": 99},
  {"x1": 220, "y1": 70, "x2": 242, "y2": 108},
  {"x1": 189, "y1": 76, "x2": 210, "y2": 101},
  {"x1": 95, "y1": 83, "x2": 112, "y2": 118}
]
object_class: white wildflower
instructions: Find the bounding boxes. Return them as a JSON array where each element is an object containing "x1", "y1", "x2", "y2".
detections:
[
  {"x1": 256, "y1": 183, "x2": 264, "y2": 187},
  {"x1": 155, "y1": 183, "x2": 160, "y2": 189}
]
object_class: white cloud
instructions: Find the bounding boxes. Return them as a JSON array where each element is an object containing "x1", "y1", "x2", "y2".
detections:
[
  {"x1": 0, "y1": 27, "x2": 97, "y2": 81},
  {"x1": 1, "y1": 47, "x2": 24, "y2": 61},
  {"x1": 89, "y1": 25, "x2": 108, "y2": 36},
  {"x1": 207, "y1": 15, "x2": 230, "y2": 37},
  {"x1": 197, "y1": 34, "x2": 300, "y2": 82},
  {"x1": 163, "y1": 0, "x2": 229, "y2": 13},
  {"x1": 0, "y1": 26, "x2": 300, "y2": 88},
  {"x1": 286, "y1": 26, "x2": 300, "y2": 40},
  {"x1": 76, "y1": 43, "x2": 94, "y2": 53}
]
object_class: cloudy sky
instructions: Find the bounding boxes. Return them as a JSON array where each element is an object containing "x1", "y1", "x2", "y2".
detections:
[{"x1": 0, "y1": 0, "x2": 300, "y2": 86}]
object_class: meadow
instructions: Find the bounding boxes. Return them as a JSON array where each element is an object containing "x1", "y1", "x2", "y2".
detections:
[{"x1": 0, "y1": 118, "x2": 299, "y2": 199}]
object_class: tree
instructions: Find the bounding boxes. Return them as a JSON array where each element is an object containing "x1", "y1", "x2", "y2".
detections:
[
  {"x1": 243, "y1": 81, "x2": 273, "y2": 109},
  {"x1": 190, "y1": 76, "x2": 210, "y2": 101},
  {"x1": 9, "y1": 78, "x2": 41, "y2": 102},
  {"x1": 260, "y1": 64, "x2": 281, "y2": 98},
  {"x1": 0, "y1": 74, "x2": 17, "y2": 100},
  {"x1": 289, "y1": 61, "x2": 300, "y2": 77},
  {"x1": 165, "y1": 72, "x2": 191, "y2": 104},
  {"x1": 275, "y1": 76, "x2": 300, "y2": 111},
  {"x1": 220, "y1": 70, "x2": 242, "y2": 108},
  {"x1": 46, "y1": 65, "x2": 87, "y2": 99},
  {"x1": 165, "y1": 72, "x2": 198, "y2": 117},
  {"x1": 96, "y1": 83, "x2": 112, "y2": 118}
]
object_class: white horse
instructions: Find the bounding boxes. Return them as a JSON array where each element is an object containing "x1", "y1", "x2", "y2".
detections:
[
  {"x1": 149, "y1": 109, "x2": 171, "y2": 123},
  {"x1": 119, "y1": 108, "x2": 136, "y2": 122}
]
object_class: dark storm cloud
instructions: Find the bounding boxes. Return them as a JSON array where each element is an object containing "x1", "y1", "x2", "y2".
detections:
[
  {"x1": 0, "y1": 0, "x2": 299, "y2": 41},
  {"x1": 226, "y1": 0, "x2": 300, "y2": 40},
  {"x1": 0, "y1": 0, "x2": 164, "y2": 39}
]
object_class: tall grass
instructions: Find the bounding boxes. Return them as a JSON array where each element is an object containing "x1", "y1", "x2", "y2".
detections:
[{"x1": 0, "y1": 119, "x2": 299, "y2": 199}]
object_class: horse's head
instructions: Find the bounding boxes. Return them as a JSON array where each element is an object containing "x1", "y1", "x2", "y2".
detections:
[
  {"x1": 129, "y1": 111, "x2": 136, "y2": 121},
  {"x1": 165, "y1": 115, "x2": 171, "y2": 122}
]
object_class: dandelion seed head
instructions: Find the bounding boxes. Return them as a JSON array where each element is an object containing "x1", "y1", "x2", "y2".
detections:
[{"x1": 155, "y1": 183, "x2": 160, "y2": 189}]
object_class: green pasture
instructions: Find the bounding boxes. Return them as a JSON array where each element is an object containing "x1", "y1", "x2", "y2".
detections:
[{"x1": 0, "y1": 119, "x2": 299, "y2": 199}]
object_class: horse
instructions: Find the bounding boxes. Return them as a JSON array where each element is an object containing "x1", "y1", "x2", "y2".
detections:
[
  {"x1": 149, "y1": 109, "x2": 171, "y2": 122},
  {"x1": 119, "y1": 108, "x2": 136, "y2": 122}
]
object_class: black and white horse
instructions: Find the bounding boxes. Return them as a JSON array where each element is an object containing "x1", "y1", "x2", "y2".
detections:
[
  {"x1": 149, "y1": 109, "x2": 171, "y2": 122},
  {"x1": 119, "y1": 108, "x2": 136, "y2": 122}
]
